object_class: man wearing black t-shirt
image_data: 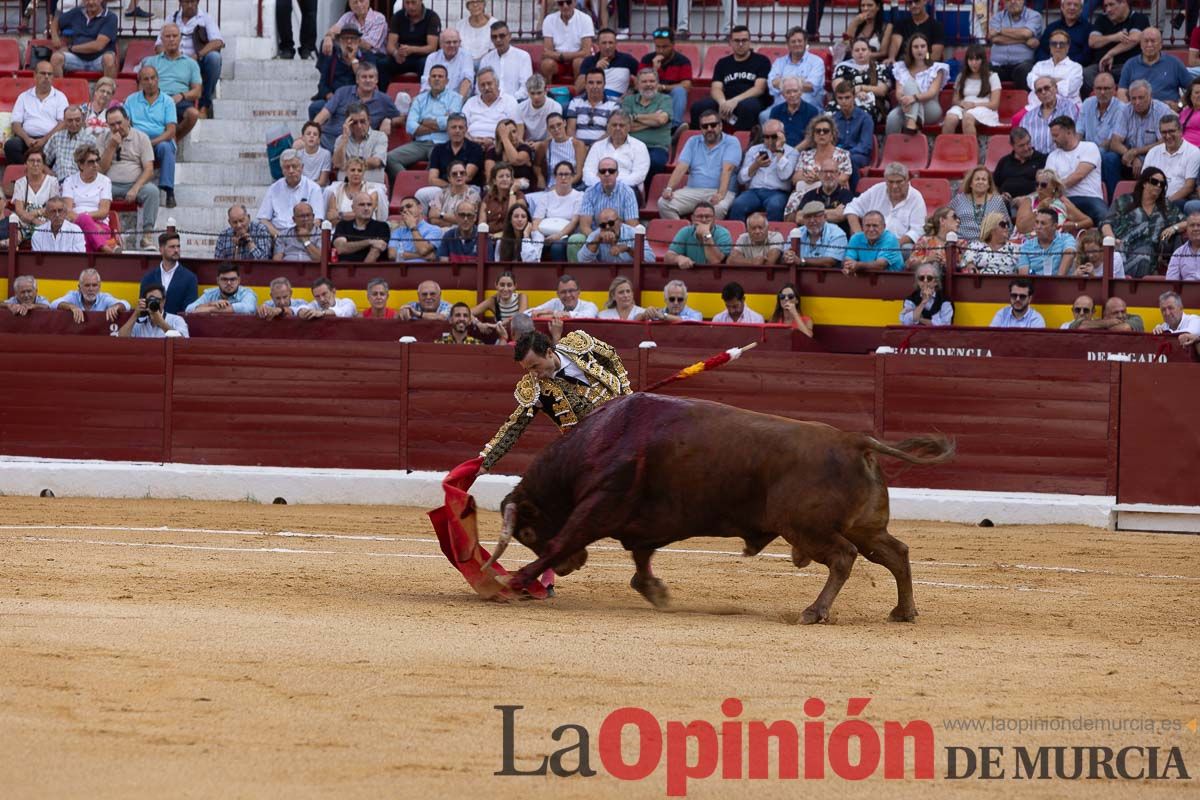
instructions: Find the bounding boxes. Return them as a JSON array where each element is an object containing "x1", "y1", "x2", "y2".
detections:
[
  {"x1": 387, "y1": 0, "x2": 441, "y2": 84},
  {"x1": 689, "y1": 26, "x2": 770, "y2": 132},
  {"x1": 994, "y1": 128, "x2": 1046, "y2": 200},
  {"x1": 333, "y1": 192, "x2": 392, "y2": 262},
  {"x1": 887, "y1": 1, "x2": 945, "y2": 63},
  {"x1": 1083, "y1": 0, "x2": 1149, "y2": 93}
]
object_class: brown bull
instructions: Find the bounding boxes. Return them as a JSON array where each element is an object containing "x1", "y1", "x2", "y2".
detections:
[{"x1": 485, "y1": 393, "x2": 954, "y2": 623}]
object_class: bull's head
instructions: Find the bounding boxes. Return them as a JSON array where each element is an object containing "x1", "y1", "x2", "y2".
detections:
[{"x1": 481, "y1": 492, "x2": 588, "y2": 576}]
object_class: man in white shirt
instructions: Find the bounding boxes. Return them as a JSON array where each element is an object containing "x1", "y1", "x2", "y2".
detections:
[
  {"x1": 540, "y1": 0, "x2": 594, "y2": 85},
  {"x1": 1046, "y1": 115, "x2": 1107, "y2": 225},
  {"x1": 478, "y1": 21, "x2": 532, "y2": 101},
  {"x1": 1152, "y1": 291, "x2": 1200, "y2": 341},
  {"x1": 30, "y1": 197, "x2": 85, "y2": 254},
  {"x1": 298, "y1": 277, "x2": 357, "y2": 319},
  {"x1": 420, "y1": 26, "x2": 473, "y2": 98},
  {"x1": 1146, "y1": 114, "x2": 1200, "y2": 213},
  {"x1": 712, "y1": 281, "x2": 765, "y2": 324},
  {"x1": 530, "y1": 274, "x2": 599, "y2": 319},
  {"x1": 581, "y1": 112, "x2": 649, "y2": 189},
  {"x1": 4, "y1": 62, "x2": 68, "y2": 165},
  {"x1": 257, "y1": 149, "x2": 326, "y2": 238},
  {"x1": 52, "y1": 267, "x2": 130, "y2": 323},
  {"x1": 845, "y1": 163, "x2": 927, "y2": 246},
  {"x1": 515, "y1": 75, "x2": 561, "y2": 143},
  {"x1": 461, "y1": 68, "x2": 519, "y2": 148},
  {"x1": 117, "y1": 284, "x2": 190, "y2": 338}
]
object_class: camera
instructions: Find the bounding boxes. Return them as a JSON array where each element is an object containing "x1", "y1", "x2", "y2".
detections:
[{"x1": 146, "y1": 297, "x2": 162, "y2": 313}]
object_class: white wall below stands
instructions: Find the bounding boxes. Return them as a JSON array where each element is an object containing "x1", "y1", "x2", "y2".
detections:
[{"x1": 0, "y1": 456, "x2": 1166, "y2": 531}]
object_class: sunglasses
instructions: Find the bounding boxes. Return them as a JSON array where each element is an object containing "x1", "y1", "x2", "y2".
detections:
[
  {"x1": 653, "y1": 29, "x2": 671, "y2": 39},
  {"x1": 1050, "y1": 40, "x2": 1069, "y2": 47},
  {"x1": 1036, "y1": 181, "x2": 1051, "y2": 188},
  {"x1": 998, "y1": 220, "x2": 1010, "y2": 228},
  {"x1": 917, "y1": 275, "x2": 937, "y2": 282},
  {"x1": 1073, "y1": 306, "x2": 1093, "y2": 314},
  {"x1": 457, "y1": 210, "x2": 475, "y2": 217},
  {"x1": 599, "y1": 220, "x2": 617, "y2": 228},
  {"x1": 779, "y1": 292, "x2": 797, "y2": 300},
  {"x1": 1146, "y1": 178, "x2": 1166, "y2": 187},
  {"x1": 667, "y1": 296, "x2": 685, "y2": 302},
  {"x1": 449, "y1": 171, "x2": 466, "y2": 176},
  {"x1": 1010, "y1": 293, "x2": 1030, "y2": 300},
  {"x1": 814, "y1": 128, "x2": 832, "y2": 134},
  {"x1": 700, "y1": 122, "x2": 722, "y2": 130},
  {"x1": 598, "y1": 167, "x2": 618, "y2": 175}
]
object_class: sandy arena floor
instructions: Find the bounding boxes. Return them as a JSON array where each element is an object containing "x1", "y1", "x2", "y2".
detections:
[{"x1": 1, "y1": 496, "x2": 1198, "y2": 799}]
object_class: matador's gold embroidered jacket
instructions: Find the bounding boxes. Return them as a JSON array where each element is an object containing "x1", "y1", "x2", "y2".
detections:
[{"x1": 480, "y1": 331, "x2": 632, "y2": 470}]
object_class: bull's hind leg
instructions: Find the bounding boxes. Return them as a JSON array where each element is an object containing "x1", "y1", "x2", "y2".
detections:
[
  {"x1": 858, "y1": 530, "x2": 918, "y2": 622},
  {"x1": 630, "y1": 548, "x2": 669, "y2": 608},
  {"x1": 787, "y1": 532, "x2": 857, "y2": 624}
]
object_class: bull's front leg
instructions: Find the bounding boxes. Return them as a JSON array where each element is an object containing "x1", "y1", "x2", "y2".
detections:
[
  {"x1": 507, "y1": 499, "x2": 603, "y2": 593},
  {"x1": 629, "y1": 548, "x2": 669, "y2": 608}
]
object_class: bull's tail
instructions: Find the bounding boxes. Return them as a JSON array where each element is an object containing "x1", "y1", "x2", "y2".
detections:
[{"x1": 864, "y1": 434, "x2": 955, "y2": 465}]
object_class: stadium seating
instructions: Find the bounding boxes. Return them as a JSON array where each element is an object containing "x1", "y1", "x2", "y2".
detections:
[
  {"x1": 641, "y1": 173, "x2": 671, "y2": 219},
  {"x1": 912, "y1": 178, "x2": 953, "y2": 209},
  {"x1": 121, "y1": 39, "x2": 157, "y2": 78},
  {"x1": 0, "y1": 39, "x2": 19, "y2": 77},
  {"x1": 2, "y1": 164, "x2": 24, "y2": 198},
  {"x1": 984, "y1": 135, "x2": 1013, "y2": 172},
  {"x1": 114, "y1": 78, "x2": 139, "y2": 103},
  {"x1": 864, "y1": 133, "x2": 929, "y2": 176},
  {"x1": 767, "y1": 221, "x2": 797, "y2": 240},
  {"x1": 979, "y1": 90, "x2": 1027, "y2": 135},
  {"x1": 919, "y1": 134, "x2": 979, "y2": 179},
  {"x1": 646, "y1": 217, "x2": 689, "y2": 259},
  {"x1": 390, "y1": 171, "x2": 428, "y2": 212}
]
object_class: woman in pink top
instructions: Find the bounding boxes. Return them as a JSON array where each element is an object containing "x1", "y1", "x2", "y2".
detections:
[{"x1": 1180, "y1": 78, "x2": 1200, "y2": 147}]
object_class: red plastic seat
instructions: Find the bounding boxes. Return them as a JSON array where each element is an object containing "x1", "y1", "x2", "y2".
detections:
[
  {"x1": 645, "y1": 218, "x2": 689, "y2": 259},
  {"x1": 114, "y1": 77, "x2": 139, "y2": 103},
  {"x1": 757, "y1": 46, "x2": 788, "y2": 63},
  {"x1": 698, "y1": 45, "x2": 732, "y2": 82},
  {"x1": 978, "y1": 90, "x2": 1027, "y2": 135},
  {"x1": 919, "y1": 134, "x2": 979, "y2": 179},
  {"x1": 121, "y1": 39, "x2": 158, "y2": 78},
  {"x1": 912, "y1": 177, "x2": 953, "y2": 209},
  {"x1": 515, "y1": 43, "x2": 543, "y2": 67},
  {"x1": 1113, "y1": 180, "x2": 1136, "y2": 199},
  {"x1": 667, "y1": 129, "x2": 700, "y2": 168},
  {"x1": 641, "y1": 173, "x2": 671, "y2": 220},
  {"x1": 622, "y1": 43, "x2": 652, "y2": 63},
  {"x1": 2, "y1": 164, "x2": 25, "y2": 198},
  {"x1": 0, "y1": 77, "x2": 32, "y2": 110},
  {"x1": 718, "y1": 220, "x2": 745, "y2": 240},
  {"x1": 0, "y1": 39, "x2": 20, "y2": 76},
  {"x1": 20, "y1": 40, "x2": 54, "y2": 76},
  {"x1": 864, "y1": 132, "x2": 929, "y2": 177},
  {"x1": 57, "y1": 78, "x2": 90, "y2": 106},
  {"x1": 767, "y1": 221, "x2": 797, "y2": 240},
  {"x1": 390, "y1": 171, "x2": 428, "y2": 212},
  {"x1": 984, "y1": 135, "x2": 1013, "y2": 172},
  {"x1": 857, "y1": 177, "x2": 882, "y2": 193}
]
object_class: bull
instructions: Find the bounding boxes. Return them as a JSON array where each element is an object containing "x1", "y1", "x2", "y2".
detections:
[{"x1": 484, "y1": 393, "x2": 954, "y2": 623}]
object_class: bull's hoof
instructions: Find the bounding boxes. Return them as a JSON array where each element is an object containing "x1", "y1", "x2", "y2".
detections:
[
  {"x1": 630, "y1": 575, "x2": 670, "y2": 608},
  {"x1": 799, "y1": 605, "x2": 829, "y2": 625},
  {"x1": 888, "y1": 605, "x2": 918, "y2": 623}
]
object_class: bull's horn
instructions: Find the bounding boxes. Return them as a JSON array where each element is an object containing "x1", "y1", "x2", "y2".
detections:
[{"x1": 482, "y1": 504, "x2": 517, "y2": 571}]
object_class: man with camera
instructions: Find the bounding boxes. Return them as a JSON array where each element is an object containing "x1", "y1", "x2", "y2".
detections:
[
  {"x1": 118, "y1": 284, "x2": 190, "y2": 338},
  {"x1": 139, "y1": 232, "x2": 198, "y2": 314}
]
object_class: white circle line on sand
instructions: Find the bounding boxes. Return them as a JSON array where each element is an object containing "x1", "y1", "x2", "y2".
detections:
[
  {"x1": 11, "y1": 536, "x2": 1090, "y2": 596},
  {"x1": 5, "y1": 525, "x2": 1198, "y2": 583}
]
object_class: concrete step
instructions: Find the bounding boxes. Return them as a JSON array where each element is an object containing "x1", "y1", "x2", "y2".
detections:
[
  {"x1": 226, "y1": 35, "x2": 279, "y2": 63},
  {"x1": 234, "y1": 57, "x2": 321, "y2": 81},
  {"x1": 187, "y1": 117, "x2": 302, "y2": 144},
  {"x1": 219, "y1": 79, "x2": 320, "y2": 102},
  {"x1": 175, "y1": 160, "x2": 275, "y2": 185},
  {"x1": 171, "y1": 183, "x2": 266, "y2": 209},
  {"x1": 177, "y1": 140, "x2": 270, "y2": 164},
  {"x1": 211, "y1": 98, "x2": 308, "y2": 121}
]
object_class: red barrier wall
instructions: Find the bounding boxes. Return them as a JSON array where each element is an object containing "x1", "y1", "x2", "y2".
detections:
[
  {"x1": 4, "y1": 334, "x2": 1191, "y2": 503},
  {"x1": 1117, "y1": 364, "x2": 1200, "y2": 506}
]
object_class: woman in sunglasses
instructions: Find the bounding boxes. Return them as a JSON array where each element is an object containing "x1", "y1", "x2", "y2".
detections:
[
  {"x1": 769, "y1": 282, "x2": 814, "y2": 337},
  {"x1": 61, "y1": 143, "x2": 119, "y2": 253},
  {"x1": 1100, "y1": 166, "x2": 1183, "y2": 278},
  {"x1": 899, "y1": 262, "x2": 953, "y2": 326},
  {"x1": 961, "y1": 212, "x2": 1020, "y2": 275},
  {"x1": 885, "y1": 33, "x2": 948, "y2": 136},
  {"x1": 1013, "y1": 168, "x2": 1091, "y2": 238},
  {"x1": 906, "y1": 205, "x2": 958, "y2": 270}
]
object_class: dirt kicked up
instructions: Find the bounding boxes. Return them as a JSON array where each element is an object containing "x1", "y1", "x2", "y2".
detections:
[{"x1": 1, "y1": 497, "x2": 1197, "y2": 799}]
